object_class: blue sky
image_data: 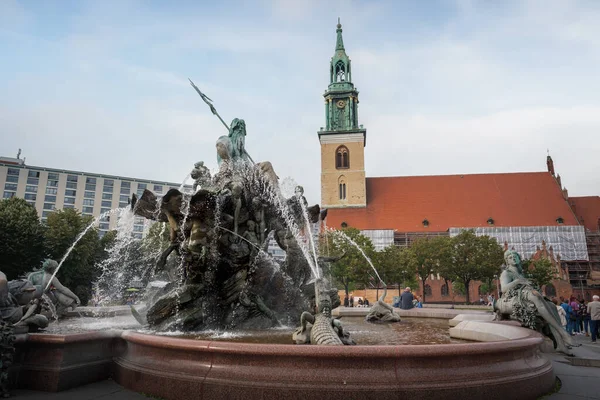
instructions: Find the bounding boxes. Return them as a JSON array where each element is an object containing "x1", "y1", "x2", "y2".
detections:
[{"x1": 1, "y1": 0, "x2": 599, "y2": 203}]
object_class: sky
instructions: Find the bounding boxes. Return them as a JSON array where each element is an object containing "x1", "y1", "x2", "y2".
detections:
[{"x1": 1, "y1": 0, "x2": 599, "y2": 204}]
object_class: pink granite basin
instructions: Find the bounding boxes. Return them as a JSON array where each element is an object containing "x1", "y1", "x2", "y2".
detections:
[{"x1": 14, "y1": 325, "x2": 554, "y2": 400}]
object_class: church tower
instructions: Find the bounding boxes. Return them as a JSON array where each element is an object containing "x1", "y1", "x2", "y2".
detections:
[{"x1": 318, "y1": 19, "x2": 367, "y2": 209}]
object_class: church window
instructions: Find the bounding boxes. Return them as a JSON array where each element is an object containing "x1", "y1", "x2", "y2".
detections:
[
  {"x1": 441, "y1": 284, "x2": 449, "y2": 297},
  {"x1": 338, "y1": 183, "x2": 346, "y2": 200},
  {"x1": 424, "y1": 284, "x2": 432, "y2": 296},
  {"x1": 335, "y1": 61, "x2": 346, "y2": 82},
  {"x1": 335, "y1": 146, "x2": 349, "y2": 169}
]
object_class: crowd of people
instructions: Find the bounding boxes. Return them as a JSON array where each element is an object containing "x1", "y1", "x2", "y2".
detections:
[
  {"x1": 343, "y1": 287, "x2": 423, "y2": 309},
  {"x1": 552, "y1": 295, "x2": 600, "y2": 343}
]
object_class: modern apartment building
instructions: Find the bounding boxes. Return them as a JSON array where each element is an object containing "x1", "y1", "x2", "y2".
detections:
[{"x1": 0, "y1": 154, "x2": 185, "y2": 239}]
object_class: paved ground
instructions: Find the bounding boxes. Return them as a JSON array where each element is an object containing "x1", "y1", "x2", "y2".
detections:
[{"x1": 12, "y1": 379, "x2": 148, "y2": 399}]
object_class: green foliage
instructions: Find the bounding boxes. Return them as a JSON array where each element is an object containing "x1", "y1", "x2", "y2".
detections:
[
  {"x1": 523, "y1": 258, "x2": 554, "y2": 289},
  {"x1": 44, "y1": 208, "x2": 102, "y2": 305},
  {"x1": 402, "y1": 236, "x2": 452, "y2": 303},
  {"x1": 441, "y1": 230, "x2": 504, "y2": 303},
  {"x1": 324, "y1": 228, "x2": 376, "y2": 296},
  {"x1": 452, "y1": 281, "x2": 466, "y2": 296},
  {"x1": 0, "y1": 198, "x2": 46, "y2": 279},
  {"x1": 478, "y1": 282, "x2": 494, "y2": 295},
  {"x1": 375, "y1": 245, "x2": 417, "y2": 292}
]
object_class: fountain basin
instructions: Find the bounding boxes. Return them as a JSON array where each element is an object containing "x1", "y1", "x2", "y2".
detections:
[{"x1": 13, "y1": 322, "x2": 554, "y2": 400}]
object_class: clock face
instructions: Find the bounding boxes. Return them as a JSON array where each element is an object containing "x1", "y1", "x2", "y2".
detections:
[{"x1": 336, "y1": 100, "x2": 346, "y2": 109}]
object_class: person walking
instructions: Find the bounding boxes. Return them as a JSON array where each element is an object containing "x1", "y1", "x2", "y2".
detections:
[
  {"x1": 588, "y1": 295, "x2": 600, "y2": 343},
  {"x1": 580, "y1": 299, "x2": 590, "y2": 336},
  {"x1": 554, "y1": 298, "x2": 567, "y2": 329}
]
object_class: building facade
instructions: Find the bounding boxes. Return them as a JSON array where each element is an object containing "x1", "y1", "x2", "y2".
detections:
[
  {"x1": 318, "y1": 23, "x2": 600, "y2": 302},
  {"x1": 0, "y1": 154, "x2": 184, "y2": 239}
]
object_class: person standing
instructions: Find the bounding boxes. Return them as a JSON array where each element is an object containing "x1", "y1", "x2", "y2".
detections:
[
  {"x1": 554, "y1": 298, "x2": 567, "y2": 329},
  {"x1": 570, "y1": 297, "x2": 581, "y2": 334},
  {"x1": 561, "y1": 299, "x2": 573, "y2": 334},
  {"x1": 349, "y1": 296, "x2": 354, "y2": 308},
  {"x1": 588, "y1": 295, "x2": 600, "y2": 343},
  {"x1": 580, "y1": 299, "x2": 590, "y2": 336},
  {"x1": 343, "y1": 295, "x2": 349, "y2": 308},
  {"x1": 400, "y1": 287, "x2": 414, "y2": 310}
]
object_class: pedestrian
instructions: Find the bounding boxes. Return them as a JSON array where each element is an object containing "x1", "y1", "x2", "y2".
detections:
[
  {"x1": 554, "y1": 298, "x2": 567, "y2": 329},
  {"x1": 350, "y1": 296, "x2": 354, "y2": 308},
  {"x1": 415, "y1": 296, "x2": 423, "y2": 308},
  {"x1": 358, "y1": 298, "x2": 364, "y2": 307},
  {"x1": 364, "y1": 298, "x2": 370, "y2": 307},
  {"x1": 487, "y1": 293, "x2": 494, "y2": 307},
  {"x1": 400, "y1": 287, "x2": 414, "y2": 310},
  {"x1": 343, "y1": 295, "x2": 349, "y2": 307},
  {"x1": 561, "y1": 299, "x2": 573, "y2": 334},
  {"x1": 580, "y1": 299, "x2": 590, "y2": 336},
  {"x1": 570, "y1": 296, "x2": 581, "y2": 334},
  {"x1": 588, "y1": 295, "x2": 600, "y2": 343}
]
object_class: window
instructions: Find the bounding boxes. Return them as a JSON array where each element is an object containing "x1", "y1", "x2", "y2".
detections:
[
  {"x1": 66, "y1": 182, "x2": 77, "y2": 189},
  {"x1": 83, "y1": 199, "x2": 94, "y2": 206},
  {"x1": 100, "y1": 208, "x2": 111, "y2": 214},
  {"x1": 133, "y1": 225, "x2": 144, "y2": 232},
  {"x1": 119, "y1": 202, "x2": 128, "y2": 208},
  {"x1": 441, "y1": 284, "x2": 449, "y2": 297},
  {"x1": 67, "y1": 175, "x2": 78, "y2": 182},
  {"x1": 138, "y1": 183, "x2": 147, "y2": 190},
  {"x1": 65, "y1": 189, "x2": 77, "y2": 197},
  {"x1": 478, "y1": 285, "x2": 484, "y2": 295},
  {"x1": 4, "y1": 183, "x2": 17, "y2": 191},
  {"x1": 28, "y1": 171, "x2": 40, "y2": 178},
  {"x1": 47, "y1": 172, "x2": 59, "y2": 180},
  {"x1": 42, "y1": 211, "x2": 52, "y2": 218},
  {"x1": 335, "y1": 60, "x2": 346, "y2": 82},
  {"x1": 134, "y1": 217, "x2": 145, "y2": 225},
  {"x1": 63, "y1": 204, "x2": 74, "y2": 209},
  {"x1": 119, "y1": 195, "x2": 129, "y2": 202},
  {"x1": 26, "y1": 201, "x2": 36, "y2": 207},
  {"x1": 82, "y1": 206, "x2": 94, "y2": 214},
  {"x1": 26, "y1": 185, "x2": 37, "y2": 193},
  {"x1": 120, "y1": 186, "x2": 130, "y2": 194},
  {"x1": 86, "y1": 177, "x2": 96, "y2": 184},
  {"x1": 7, "y1": 168, "x2": 20, "y2": 176},
  {"x1": 64, "y1": 197, "x2": 75, "y2": 204},
  {"x1": 99, "y1": 223, "x2": 110, "y2": 230},
  {"x1": 43, "y1": 203, "x2": 54, "y2": 210},
  {"x1": 121, "y1": 181, "x2": 131, "y2": 188},
  {"x1": 5, "y1": 175, "x2": 18, "y2": 183},
  {"x1": 101, "y1": 200, "x2": 112, "y2": 208},
  {"x1": 424, "y1": 284, "x2": 432, "y2": 296},
  {"x1": 103, "y1": 185, "x2": 113, "y2": 193},
  {"x1": 545, "y1": 284, "x2": 556, "y2": 297},
  {"x1": 27, "y1": 178, "x2": 39, "y2": 185},
  {"x1": 24, "y1": 193, "x2": 36, "y2": 201},
  {"x1": 85, "y1": 191, "x2": 95, "y2": 198},
  {"x1": 47, "y1": 180, "x2": 59, "y2": 187},
  {"x1": 338, "y1": 182, "x2": 346, "y2": 200},
  {"x1": 44, "y1": 195, "x2": 56, "y2": 202},
  {"x1": 104, "y1": 179, "x2": 114, "y2": 187},
  {"x1": 101, "y1": 193, "x2": 112, "y2": 200},
  {"x1": 85, "y1": 184, "x2": 96, "y2": 191},
  {"x1": 3, "y1": 191, "x2": 15, "y2": 198},
  {"x1": 335, "y1": 146, "x2": 349, "y2": 169},
  {"x1": 45, "y1": 187, "x2": 57, "y2": 195},
  {"x1": 154, "y1": 185, "x2": 163, "y2": 192}
]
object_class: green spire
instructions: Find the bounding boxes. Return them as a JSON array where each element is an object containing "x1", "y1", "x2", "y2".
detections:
[{"x1": 335, "y1": 17, "x2": 344, "y2": 51}]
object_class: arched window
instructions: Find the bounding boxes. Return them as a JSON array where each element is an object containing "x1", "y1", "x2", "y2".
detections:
[
  {"x1": 544, "y1": 284, "x2": 556, "y2": 297},
  {"x1": 335, "y1": 146, "x2": 349, "y2": 169},
  {"x1": 441, "y1": 284, "x2": 449, "y2": 297},
  {"x1": 424, "y1": 284, "x2": 432, "y2": 296},
  {"x1": 335, "y1": 61, "x2": 346, "y2": 82},
  {"x1": 477, "y1": 285, "x2": 484, "y2": 295},
  {"x1": 338, "y1": 183, "x2": 346, "y2": 200}
]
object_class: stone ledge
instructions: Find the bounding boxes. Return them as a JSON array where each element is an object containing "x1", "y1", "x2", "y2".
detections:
[{"x1": 449, "y1": 320, "x2": 535, "y2": 342}]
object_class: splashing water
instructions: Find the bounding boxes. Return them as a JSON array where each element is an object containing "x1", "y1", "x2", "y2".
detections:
[
  {"x1": 298, "y1": 198, "x2": 319, "y2": 271},
  {"x1": 42, "y1": 293, "x2": 59, "y2": 321},
  {"x1": 178, "y1": 172, "x2": 191, "y2": 192},
  {"x1": 332, "y1": 229, "x2": 385, "y2": 286},
  {"x1": 45, "y1": 208, "x2": 127, "y2": 292}
]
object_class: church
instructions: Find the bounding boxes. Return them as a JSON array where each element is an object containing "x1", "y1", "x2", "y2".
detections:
[{"x1": 319, "y1": 21, "x2": 600, "y2": 302}]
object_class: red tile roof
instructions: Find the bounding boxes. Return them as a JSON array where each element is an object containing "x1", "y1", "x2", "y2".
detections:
[
  {"x1": 326, "y1": 172, "x2": 580, "y2": 232},
  {"x1": 570, "y1": 196, "x2": 600, "y2": 232}
]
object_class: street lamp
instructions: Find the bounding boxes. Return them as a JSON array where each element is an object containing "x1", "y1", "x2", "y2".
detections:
[
  {"x1": 494, "y1": 274, "x2": 499, "y2": 299},
  {"x1": 578, "y1": 274, "x2": 585, "y2": 300}
]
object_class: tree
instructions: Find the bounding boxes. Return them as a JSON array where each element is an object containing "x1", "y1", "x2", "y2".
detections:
[
  {"x1": 44, "y1": 209, "x2": 101, "y2": 305},
  {"x1": 325, "y1": 228, "x2": 376, "y2": 297},
  {"x1": 0, "y1": 198, "x2": 46, "y2": 279},
  {"x1": 445, "y1": 230, "x2": 503, "y2": 304},
  {"x1": 376, "y1": 245, "x2": 417, "y2": 297},
  {"x1": 403, "y1": 236, "x2": 452, "y2": 303},
  {"x1": 523, "y1": 258, "x2": 554, "y2": 289}
]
